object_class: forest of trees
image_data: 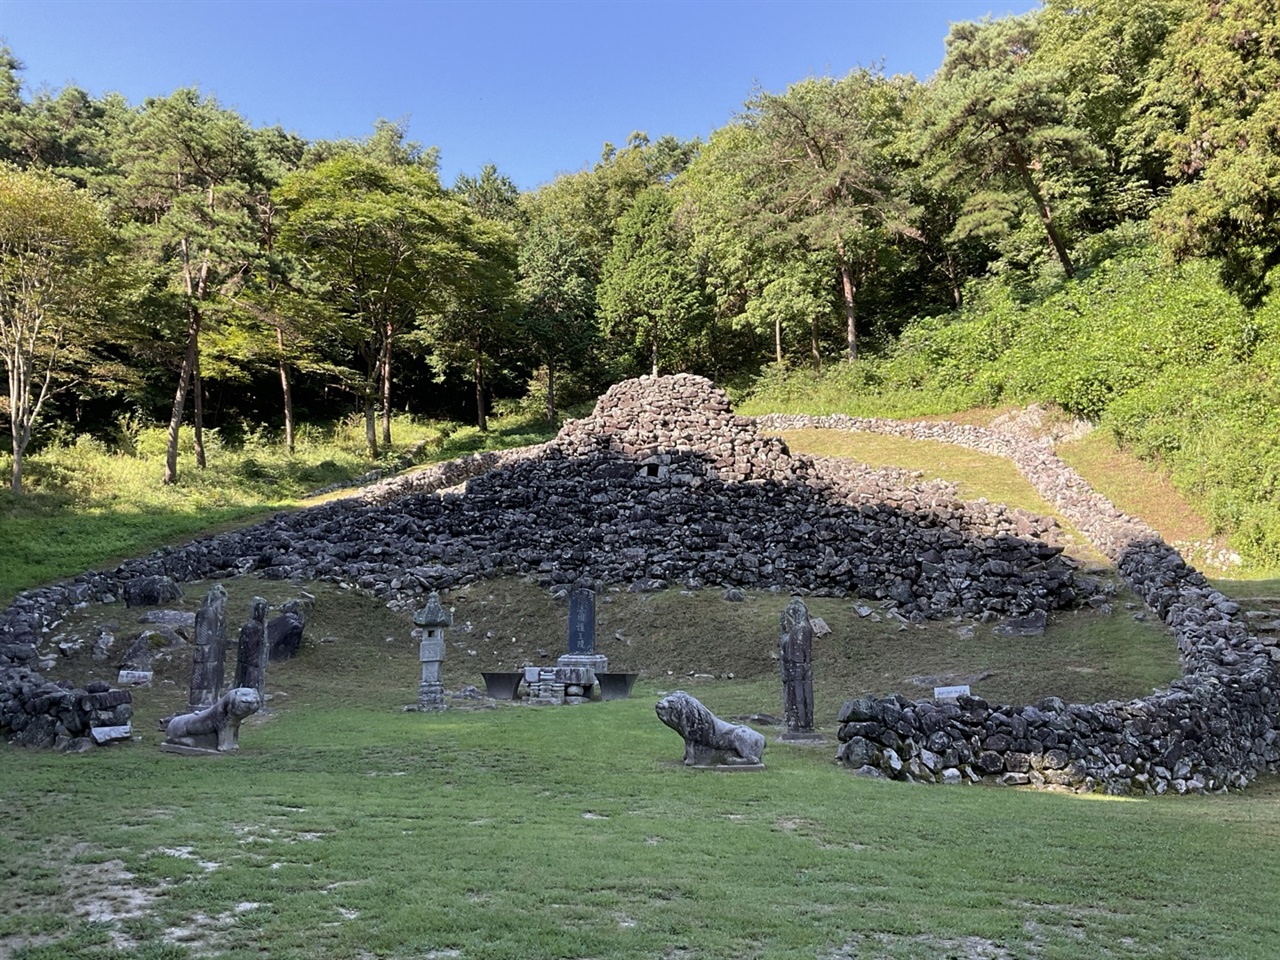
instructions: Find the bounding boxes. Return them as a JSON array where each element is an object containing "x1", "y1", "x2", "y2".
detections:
[{"x1": 2, "y1": 0, "x2": 1278, "y2": 522}]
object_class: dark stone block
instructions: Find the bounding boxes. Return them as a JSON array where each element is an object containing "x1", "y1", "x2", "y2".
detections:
[
  {"x1": 268, "y1": 612, "x2": 305, "y2": 662},
  {"x1": 123, "y1": 576, "x2": 183, "y2": 608}
]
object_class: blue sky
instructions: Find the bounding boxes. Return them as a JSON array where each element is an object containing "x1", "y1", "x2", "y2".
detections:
[{"x1": 0, "y1": 0, "x2": 1038, "y2": 191}]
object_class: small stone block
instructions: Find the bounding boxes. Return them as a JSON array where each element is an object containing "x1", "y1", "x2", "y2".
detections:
[{"x1": 90, "y1": 724, "x2": 133, "y2": 744}]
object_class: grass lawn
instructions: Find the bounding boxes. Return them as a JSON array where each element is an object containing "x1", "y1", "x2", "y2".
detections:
[
  {"x1": 6, "y1": 412, "x2": 1280, "y2": 958},
  {"x1": 1, "y1": 574, "x2": 1274, "y2": 960},
  {"x1": 8, "y1": 704, "x2": 1280, "y2": 960}
]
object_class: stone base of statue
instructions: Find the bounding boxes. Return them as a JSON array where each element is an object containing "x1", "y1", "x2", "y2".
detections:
[
  {"x1": 528, "y1": 667, "x2": 566, "y2": 705},
  {"x1": 556, "y1": 653, "x2": 608, "y2": 675},
  {"x1": 418, "y1": 681, "x2": 447, "y2": 711}
]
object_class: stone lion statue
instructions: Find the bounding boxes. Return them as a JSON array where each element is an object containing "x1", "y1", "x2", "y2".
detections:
[
  {"x1": 655, "y1": 691, "x2": 765, "y2": 767},
  {"x1": 163, "y1": 687, "x2": 260, "y2": 753}
]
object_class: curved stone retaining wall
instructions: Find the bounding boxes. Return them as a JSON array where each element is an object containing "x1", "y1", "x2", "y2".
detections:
[
  {"x1": 7, "y1": 377, "x2": 1277, "y2": 792},
  {"x1": 3, "y1": 376, "x2": 1086, "y2": 750},
  {"x1": 757, "y1": 413, "x2": 1280, "y2": 794}
]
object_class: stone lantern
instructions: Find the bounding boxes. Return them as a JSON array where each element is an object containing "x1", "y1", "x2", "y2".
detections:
[{"x1": 413, "y1": 591, "x2": 451, "y2": 710}]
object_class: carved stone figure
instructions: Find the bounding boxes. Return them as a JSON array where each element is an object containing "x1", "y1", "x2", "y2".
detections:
[
  {"x1": 234, "y1": 598, "x2": 269, "y2": 696},
  {"x1": 161, "y1": 687, "x2": 260, "y2": 754},
  {"x1": 655, "y1": 691, "x2": 765, "y2": 767},
  {"x1": 189, "y1": 585, "x2": 229, "y2": 711},
  {"x1": 780, "y1": 597, "x2": 815, "y2": 736}
]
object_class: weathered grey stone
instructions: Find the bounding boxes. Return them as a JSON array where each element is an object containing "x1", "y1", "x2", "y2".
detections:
[
  {"x1": 123, "y1": 576, "x2": 183, "y2": 608},
  {"x1": 161, "y1": 687, "x2": 260, "y2": 754},
  {"x1": 656, "y1": 691, "x2": 765, "y2": 767},
  {"x1": 267, "y1": 611, "x2": 305, "y2": 663},
  {"x1": 568, "y1": 588, "x2": 596, "y2": 655},
  {"x1": 233, "y1": 598, "x2": 269, "y2": 697},
  {"x1": 780, "y1": 597, "x2": 815, "y2": 736},
  {"x1": 189, "y1": 585, "x2": 229, "y2": 711},
  {"x1": 414, "y1": 591, "x2": 449, "y2": 710}
]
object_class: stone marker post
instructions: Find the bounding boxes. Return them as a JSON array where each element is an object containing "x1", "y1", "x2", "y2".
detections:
[
  {"x1": 414, "y1": 591, "x2": 451, "y2": 710},
  {"x1": 780, "y1": 597, "x2": 816, "y2": 739},
  {"x1": 553, "y1": 587, "x2": 607, "y2": 702},
  {"x1": 188, "y1": 585, "x2": 228, "y2": 712},
  {"x1": 569, "y1": 588, "x2": 595, "y2": 655},
  {"x1": 234, "y1": 598, "x2": 270, "y2": 698}
]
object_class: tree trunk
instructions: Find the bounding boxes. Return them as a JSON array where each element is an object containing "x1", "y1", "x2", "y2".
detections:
[
  {"x1": 192, "y1": 349, "x2": 206, "y2": 470},
  {"x1": 276, "y1": 325, "x2": 294, "y2": 453},
  {"x1": 163, "y1": 305, "x2": 200, "y2": 485},
  {"x1": 546, "y1": 361, "x2": 556, "y2": 427},
  {"x1": 380, "y1": 320, "x2": 393, "y2": 450},
  {"x1": 651, "y1": 335, "x2": 659, "y2": 377},
  {"x1": 475, "y1": 348, "x2": 487, "y2": 432},
  {"x1": 838, "y1": 258, "x2": 858, "y2": 362},
  {"x1": 363, "y1": 388, "x2": 378, "y2": 459},
  {"x1": 775, "y1": 315, "x2": 783, "y2": 365},
  {"x1": 1014, "y1": 160, "x2": 1074, "y2": 279},
  {"x1": 7, "y1": 332, "x2": 31, "y2": 494},
  {"x1": 810, "y1": 314, "x2": 821, "y2": 371},
  {"x1": 9, "y1": 373, "x2": 28, "y2": 493}
]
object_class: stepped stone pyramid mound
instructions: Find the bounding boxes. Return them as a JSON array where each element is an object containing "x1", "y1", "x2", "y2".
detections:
[{"x1": 550, "y1": 373, "x2": 805, "y2": 483}]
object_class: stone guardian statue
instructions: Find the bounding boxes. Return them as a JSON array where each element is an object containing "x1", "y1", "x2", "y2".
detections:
[{"x1": 780, "y1": 597, "x2": 815, "y2": 738}]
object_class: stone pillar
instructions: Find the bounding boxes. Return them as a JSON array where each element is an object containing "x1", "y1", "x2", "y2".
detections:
[
  {"x1": 234, "y1": 597, "x2": 270, "y2": 698},
  {"x1": 414, "y1": 591, "x2": 451, "y2": 711},
  {"x1": 780, "y1": 597, "x2": 816, "y2": 738},
  {"x1": 557, "y1": 587, "x2": 606, "y2": 700},
  {"x1": 188, "y1": 585, "x2": 228, "y2": 712}
]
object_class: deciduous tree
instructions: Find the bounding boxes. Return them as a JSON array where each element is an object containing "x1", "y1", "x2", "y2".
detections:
[
  {"x1": 1142, "y1": 0, "x2": 1280, "y2": 301},
  {"x1": 113, "y1": 89, "x2": 258, "y2": 483},
  {"x1": 597, "y1": 186, "x2": 709, "y2": 376},
  {"x1": 275, "y1": 153, "x2": 469, "y2": 455},
  {"x1": 736, "y1": 70, "x2": 910, "y2": 361},
  {"x1": 0, "y1": 164, "x2": 113, "y2": 493}
]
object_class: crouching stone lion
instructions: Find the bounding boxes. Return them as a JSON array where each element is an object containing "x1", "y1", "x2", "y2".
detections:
[
  {"x1": 161, "y1": 687, "x2": 261, "y2": 754},
  {"x1": 656, "y1": 691, "x2": 765, "y2": 767}
]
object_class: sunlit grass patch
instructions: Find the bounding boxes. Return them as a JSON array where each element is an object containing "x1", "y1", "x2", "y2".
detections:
[{"x1": 0, "y1": 412, "x2": 559, "y2": 603}]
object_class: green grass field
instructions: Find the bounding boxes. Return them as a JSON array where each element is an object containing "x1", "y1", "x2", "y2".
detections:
[
  {"x1": 5, "y1": 414, "x2": 1280, "y2": 958},
  {"x1": 5, "y1": 674, "x2": 1280, "y2": 959}
]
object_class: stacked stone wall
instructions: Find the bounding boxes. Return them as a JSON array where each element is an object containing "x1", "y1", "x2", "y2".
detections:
[
  {"x1": 6, "y1": 377, "x2": 1276, "y2": 792},
  {"x1": 758, "y1": 413, "x2": 1280, "y2": 794}
]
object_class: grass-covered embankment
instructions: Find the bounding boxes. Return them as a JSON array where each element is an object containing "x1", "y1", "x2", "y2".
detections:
[
  {"x1": 741, "y1": 240, "x2": 1280, "y2": 571},
  {"x1": 0, "y1": 413, "x2": 557, "y2": 604}
]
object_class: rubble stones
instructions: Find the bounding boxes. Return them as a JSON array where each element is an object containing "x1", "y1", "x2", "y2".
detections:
[
  {"x1": 122, "y1": 576, "x2": 183, "y2": 608},
  {"x1": 0, "y1": 667, "x2": 132, "y2": 750}
]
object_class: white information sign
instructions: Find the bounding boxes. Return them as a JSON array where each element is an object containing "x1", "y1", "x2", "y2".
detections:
[
  {"x1": 117, "y1": 670, "x2": 153, "y2": 685},
  {"x1": 933, "y1": 684, "x2": 971, "y2": 701}
]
